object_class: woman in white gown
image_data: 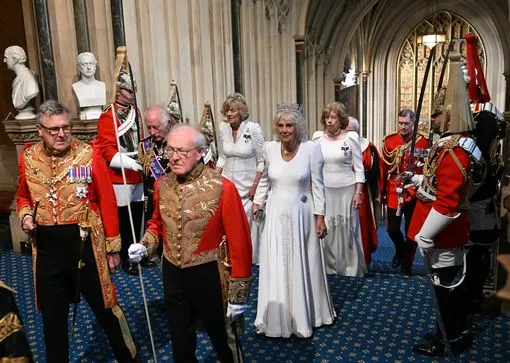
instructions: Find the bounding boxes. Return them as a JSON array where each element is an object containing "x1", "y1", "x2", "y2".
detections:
[
  {"x1": 312, "y1": 102, "x2": 367, "y2": 277},
  {"x1": 216, "y1": 93, "x2": 265, "y2": 264},
  {"x1": 252, "y1": 105, "x2": 336, "y2": 338}
]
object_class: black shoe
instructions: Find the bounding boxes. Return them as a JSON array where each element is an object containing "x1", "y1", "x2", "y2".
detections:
[
  {"x1": 401, "y1": 264, "x2": 412, "y2": 277},
  {"x1": 140, "y1": 257, "x2": 157, "y2": 268},
  {"x1": 424, "y1": 331, "x2": 440, "y2": 342},
  {"x1": 412, "y1": 340, "x2": 445, "y2": 357},
  {"x1": 123, "y1": 263, "x2": 139, "y2": 276},
  {"x1": 391, "y1": 255, "x2": 401, "y2": 268}
]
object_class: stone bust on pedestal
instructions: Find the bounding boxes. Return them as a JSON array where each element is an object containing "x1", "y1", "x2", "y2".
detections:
[
  {"x1": 3, "y1": 45, "x2": 39, "y2": 120},
  {"x1": 72, "y1": 52, "x2": 106, "y2": 120}
]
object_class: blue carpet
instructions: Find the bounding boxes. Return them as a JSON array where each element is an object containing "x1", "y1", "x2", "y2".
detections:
[{"x1": 1, "y1": 227, "x2": 508, "y2": 362}]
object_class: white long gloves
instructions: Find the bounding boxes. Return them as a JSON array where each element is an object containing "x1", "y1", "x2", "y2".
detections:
[
  {"x1": 128, "y1": 243, "x2": 147, "y2": 264},
  {"x1": 415, "y1": 207, "x2": 459, "y2": 252},
  {"x1": 226, "y1": 303, "x2": 247, "y2": 320},
  {"x1": 110, "y1": 152, "x2": 142, "y2": 172}
]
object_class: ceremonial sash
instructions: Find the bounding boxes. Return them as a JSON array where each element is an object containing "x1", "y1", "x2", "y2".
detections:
[{"x1": 141, "y1": 138, "x2": 166, "y2": 179}]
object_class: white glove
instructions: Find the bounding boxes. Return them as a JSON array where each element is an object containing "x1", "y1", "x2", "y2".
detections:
[
  {"x1": 110, "y1": 152, "x2": 142, "y2": 172},
  {"x1": 415, "y1": 234, "x2": 434, "y2": 251},
  {"x1": 128, "y1": 243, "x2": 147, "y2": 264},
  {"x1": 410, "y1": 174, "x2": 423, "y2": 187},
  {"x1": 226, "y1": 303, "x2": 247, "y2": 320}
]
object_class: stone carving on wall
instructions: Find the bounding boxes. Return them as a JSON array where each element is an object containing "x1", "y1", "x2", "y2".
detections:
[
  {"x1": 3, "y1": 45, "x2": 39, "y2": 120},
  {"x1": 72, "y1": 52, "x2": 106, "y2": 120},
  {"x1": 264, "y1": 0, "x2": 292, "y2": 33}
]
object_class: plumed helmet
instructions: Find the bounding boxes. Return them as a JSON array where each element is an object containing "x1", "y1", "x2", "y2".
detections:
[
  {"x1": 117, "y1": 67, "x2": 136, "y2": 93},
  {"x1": 441, "y1": 52, "x2": 474, "y2": 134}
]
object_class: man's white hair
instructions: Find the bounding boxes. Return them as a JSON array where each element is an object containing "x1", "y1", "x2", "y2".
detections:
[{"x1": 348, "y1": 116, "x2": 360, "y2": 133}]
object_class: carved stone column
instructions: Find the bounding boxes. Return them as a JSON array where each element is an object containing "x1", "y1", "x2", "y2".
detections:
[
  {"x1": 294, "y1": 36, "x2": 305, "y2": 105},
  {"x1": 2, "y1": 119, "x2": 97, "y2": 252},
  {"x1": 110, "y1": 0, "x2": 126, "y2": 49},
  {"x1": 231, "y1": 0, "x2": 243, "y2": 93},
  {"x1": 361, "y1": 71, "x2": 369, "y2": 137},
  {"x1": 33, "y1": 0, "x2": 58, "y2": 100}
]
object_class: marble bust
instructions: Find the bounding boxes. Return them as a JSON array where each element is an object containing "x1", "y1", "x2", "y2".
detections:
[
  {"x1": 72, "y1": 52, "x2": 106, "y2": 120},
  {"x1": 3, "y1": 45, "x2": 39, "y2": 120}
]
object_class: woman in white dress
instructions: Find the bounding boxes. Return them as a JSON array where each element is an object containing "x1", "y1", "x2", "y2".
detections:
[
  {"x1": 312, "y1": 102, "x2": 367, "y2": 277},
  {"x1": 252, "y1": 105, "x2": 336, "y2": 338},
  {"x1": 216, "y1": 93, "x2": 265, "y2": 264}
]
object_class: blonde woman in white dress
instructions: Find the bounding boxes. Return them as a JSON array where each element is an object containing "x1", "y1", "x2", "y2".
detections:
[
  {"x1": 216, "y1": 93, "x2": 265, "y2": 264},
  {"x1": 252, "y1": 105, "x2": 336, "y2": 338},
  {"x1": 312, "y1": 102, "x2": 367, "y2": 277}
]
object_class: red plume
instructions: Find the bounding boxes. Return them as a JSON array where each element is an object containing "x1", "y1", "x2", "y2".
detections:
[{"x1": 465, "y1": 33, "x2": 490, "y2": 103}]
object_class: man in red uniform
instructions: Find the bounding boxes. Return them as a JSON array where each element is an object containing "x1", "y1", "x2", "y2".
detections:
[
  {"x1": 407, "y1": 53, "x2": 481, "y2": 357},
  {"x1": 96, "y1": 47, "x2": 143, "y2": 276},
  {"x1": 129, "y1": 124, "x2": 252, "y2": 362},
  {"x1": 346, "y1": 116, "x2": 380, "y2": 265},
  {"x1": 381, "y1": 109, "x2": 428, "y2": 275},
  {"x1": 17, "y1": 100, "x2": 138, "y2": 362}
]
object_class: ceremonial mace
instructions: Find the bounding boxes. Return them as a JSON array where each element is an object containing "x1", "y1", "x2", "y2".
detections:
[{"x1": 71, "y1": 204, "x2": 91, "y2": 340}]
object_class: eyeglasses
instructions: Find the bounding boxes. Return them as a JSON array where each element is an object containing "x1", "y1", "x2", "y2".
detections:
[
  {"x1": 167, "y1": 146, "x2": 197, "y2": 158},
  {"x1": 39, "y1": 124, "x2": 72, "y2": 135}
]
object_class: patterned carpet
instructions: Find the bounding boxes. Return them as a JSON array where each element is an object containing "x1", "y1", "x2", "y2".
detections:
[{"x1": 1, "y1": 225, "x2": 508, "y2": 362}]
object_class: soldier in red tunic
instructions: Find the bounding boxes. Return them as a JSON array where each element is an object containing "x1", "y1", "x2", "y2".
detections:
[
  {"x1": 129, "y1": 124, "x2": 252, "y2": 362},
  {"x1": 407, "y1": 53, "x2": 481, "y2": 357},
  {"x1": 381, "y1": 109, "x2": 428, "y2": 275},
  {"x1": 95, "y1": 47, "x2": 144, "y2": 276},
  {"x1": 17, "y1": 100, "x2": 138, "y2": 362}
]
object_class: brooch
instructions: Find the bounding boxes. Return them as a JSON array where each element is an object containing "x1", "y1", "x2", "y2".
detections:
[{"x1": 243, "y1": 133, "x2": 251, "y2": 143}]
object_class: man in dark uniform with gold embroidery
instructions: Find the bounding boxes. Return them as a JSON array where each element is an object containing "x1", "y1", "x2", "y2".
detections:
[
  {"x1": 380, "y1": 109, "x2": 428, "y2": 275},
  {"x1": 16, "y1": 100, "x2": 138, "y2": 362},
  {"x1": 0, "y1": 280, "x2": 32, "y2": 361},
  {"x1": 129, "y1": 124, "x2": 252, "y2": 362}
]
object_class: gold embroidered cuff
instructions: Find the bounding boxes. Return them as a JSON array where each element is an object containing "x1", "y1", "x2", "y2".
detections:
[
  {"x1": 228, "y1": 276, "x2": 252, "y2": 304},
  {"x1": 0, "y1": 312, "x2": 23, "y2": 343},
  {"x1": 106, "y1": 235, "x2": 121, "y2": 254},
  {"x1": 142, "y1": 230, "x2": 159, "y2": 257}
]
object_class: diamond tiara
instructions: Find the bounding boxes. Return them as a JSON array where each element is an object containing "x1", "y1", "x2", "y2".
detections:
[{"x1": 276, "y1": 103, "x2": 303, "y2": 115}]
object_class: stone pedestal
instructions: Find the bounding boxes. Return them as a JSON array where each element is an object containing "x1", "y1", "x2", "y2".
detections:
[{"x1": 2, "y1": 117, "x2": 97, "y2": 252}]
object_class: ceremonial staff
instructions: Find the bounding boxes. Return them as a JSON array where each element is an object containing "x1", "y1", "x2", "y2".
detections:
[{"x1": 111, "y1": 46, "x2": 158, "y2": 362}]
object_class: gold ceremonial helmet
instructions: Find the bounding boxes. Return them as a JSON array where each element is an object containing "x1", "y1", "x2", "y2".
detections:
[
  {"x1": 441, "y1": 53, "x2": 474, "y2": 134},
  {"x1": 431, "y1": 87, "x2": 446, "y2": 117}
]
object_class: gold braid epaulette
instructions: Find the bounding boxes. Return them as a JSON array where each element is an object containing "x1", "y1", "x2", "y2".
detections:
[
  {"x1": 381, "y1": 140, "x2": 411, "y2": 174},
  {"x1": 0, "y1": 312, "x2": 23, "y2": 343}
]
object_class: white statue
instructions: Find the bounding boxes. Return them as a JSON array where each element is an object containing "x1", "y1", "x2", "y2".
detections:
[
  {"x1": 3, "y1": 45, "x2": 39, "y2": 120},
  {"x1": 72, "y1": 52, "x2": 106, "y2": 120}
]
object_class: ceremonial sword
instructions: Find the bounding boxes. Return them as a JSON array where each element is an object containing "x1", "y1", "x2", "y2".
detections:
[
  {"x1": 396, "y1": 46, "x2": 436, "y2": 217},
  {"x1": 71, "y1": 203, "x2": 90, "y2": 340}
]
